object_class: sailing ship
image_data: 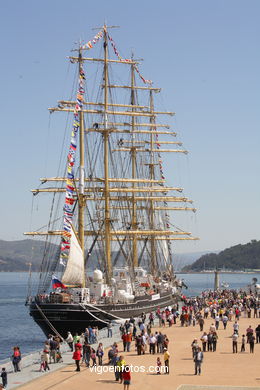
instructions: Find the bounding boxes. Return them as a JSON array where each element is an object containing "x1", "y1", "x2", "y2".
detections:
[{"x1": 25, "y1": 25, "x2": 198, "y2": 338}]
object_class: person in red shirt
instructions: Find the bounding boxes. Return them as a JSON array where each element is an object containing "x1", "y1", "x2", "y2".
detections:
[
  {"x1": 126, "y1": 332, "x2": 132, "y2": 352},
  {"x1": 122, "y1": 332, "x2": 128, "y2": 352},
  {"x1": 122, "y1": 365, "x2": 131, "y2": 390},
  {"x1": 75, "y1": 341, "x2": 82, "y2": 350},
  {"x1": 73, "y1": 347, "x2": 82, "y2": 371}
]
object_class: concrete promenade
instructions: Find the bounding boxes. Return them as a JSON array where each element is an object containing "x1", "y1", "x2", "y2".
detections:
[
  {"x1": 2, "y1": 326, "x2": 121, "y2": 390},
  {"x1": 4, "y1": 315, "x2": 260, "y2": 390}
]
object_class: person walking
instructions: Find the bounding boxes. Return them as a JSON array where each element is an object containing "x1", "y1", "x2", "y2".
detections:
[
  {"x1": 49, "y1": 338, "x2": 58, "y2": 363},
  {"x1": 126, "y1": 332, "x2": 132, "y2": 352},
  {"x1": 233, "y1": 321, "x2": 239, "y2": 335},
  {"x1": 232, "y1": 332, "x2": 238, "y2": 353},
  {"x1": 122, "y1": 365, "x2": 131, "y2": 390},
  {"x1": 241, "y1": 334, "x2": 246, "y2": 352},
  {"x1": 66, "y1": 331, "x2": 74, "y2": 352},
  {"x1": 191, "y1": 339, "x2": 199, "y2": 358},
  {"x1": 198, "y1": 317, "x2": 204, "y2": 331},
  {"x1": 200, "y1": 332, "x2": 208, "y2": 352},
  {"x1": 83, "y1": 342, "x2": 91, "y2": 367},
  {"x1": 117, "y1": 355, "x2": 126, "y2": 383},
  {"x1": 255, "y1": 324, "x2": 260, "y2": 343},
  {"x1": 122, "y1": 332, "x2": 128, "y2": 352},
  {"x1": 157, "y1": 332, "x2": 163, "y2": 353},
  {"x1": 246, "y1": 326, "x2": 254, "y2": 343},
  {"x1": 212, "y1": 332, "x2": 218, "y2": 352},
  {"x1": 163, "y1": 347, "x2": 170, "y2": 374},
  {"x1": 12, "y1": 347, "x2": 21, "y2": 372},
  {"x1": 156, "y1": 357, "x2": 162, "y2": 375},
  {"x1": 1, "y1": 368, "x2": 7, "y2": 389},
  {"x1": 42, "y1": 347, "x2": 50, "y2": 371},
  {"x1": 90, "y1": 348, "x2": 97, "y2": 366},
  {"x1": 249, "y1": 334, "x2": 255, "y2": 353},
  {"x1": 73, "y1": 346, "x2": 82, "y2": 371},
  {"x1": 215, "y1": 314, "x2": 220, "y2": 330},
  {"x1": 149, "y1": 334, "x2": 157, "y2": 354},
  {"x1": 108, "y1": 321, "x2": 113, "y2": 337},
  {"x1": 222, "y1": 314, "x2": 228, "y2": 330},
  {"x1": 97, "y1": 343, "x2": 104, "y2": 365},
  {"x1": 207, "y1": 332, "x2": 213, "y2": 352},
  {"x1": 194, "y1": 347, "x2": 204, "y2": 375}
]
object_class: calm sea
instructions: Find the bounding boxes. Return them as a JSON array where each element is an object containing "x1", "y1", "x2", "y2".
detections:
[{"x1": 0, "y1": 271, "x2": 259, "y2": 361}]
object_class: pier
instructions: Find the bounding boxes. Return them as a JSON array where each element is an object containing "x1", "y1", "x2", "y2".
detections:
[{"x1": 4, "y1": 315, "x2": 260, "y2": 389}]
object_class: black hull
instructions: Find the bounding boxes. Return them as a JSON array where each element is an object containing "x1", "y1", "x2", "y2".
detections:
[{"x1": 29, "y1": 292, "x2": 178, "y2": 338}]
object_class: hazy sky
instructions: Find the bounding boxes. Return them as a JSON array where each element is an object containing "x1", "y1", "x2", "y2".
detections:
[{"x1": 1, "y1": 0, "x2": 259, "y2": 254}]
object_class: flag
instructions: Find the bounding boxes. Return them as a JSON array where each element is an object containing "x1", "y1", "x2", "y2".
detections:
[{"x1": 52, "y1": 276, "x2": 66, "y2": 289}]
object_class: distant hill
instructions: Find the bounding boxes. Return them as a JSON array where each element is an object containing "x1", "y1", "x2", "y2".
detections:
[
  {"x1": 0, "y1": 238, "x2": 218, "y2": 273},
  {"x1": 182, "y1": 240, "x2": 260, "y2": 272},
  {"x1": 0, "y1": 239, "x2": 56, "y2": 271},
  {"x1": 173, "y1": 251, "x2": 215, "y2": 271}
]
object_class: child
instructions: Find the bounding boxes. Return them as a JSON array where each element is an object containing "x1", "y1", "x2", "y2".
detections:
[
  {"x1": 42, "y1": 348, "x2": 50, "y2": 371},
  {"x1": 156, "y1": 357, "x2": 162, "y2": 375},
  {"x1": 122, "y1": 365, "x2": 131, "y2": 390},
  {"x1": 1, "y1": 368, "x2": 7, "y2": 389},
  {"x1": 241, "y1": 334, "x2": 246, "y2": 352},
  {"x1": 40, "y1": 352, "x2": 46, "y2": 372},
  {"x1": 91, "y1": 348, "x2": 97, "y2": 367},
  {"x1": 56, "y1": 351, "x2": 63, "y2": 363},
  {"x1": 97, "y1": 343, "x2": 104, "y2": 365}
]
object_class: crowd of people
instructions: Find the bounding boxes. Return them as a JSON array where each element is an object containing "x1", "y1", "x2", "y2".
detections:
[
  {"x1": 70, "y1": 312, "x2": 171, "y2": 384},
  {"x1": 2, "y1": 288, "x2": 260, "y2": 389}
]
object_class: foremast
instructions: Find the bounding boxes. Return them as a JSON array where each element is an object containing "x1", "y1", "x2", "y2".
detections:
[{"x1": 78, "y1": 49, "x2": 86, "y2": 287}]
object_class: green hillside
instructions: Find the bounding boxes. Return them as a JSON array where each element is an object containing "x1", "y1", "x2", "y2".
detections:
[
  {"x1": 0, "y1": 239, "x2": 55, "y2": 271},
  {"x1": 182, "y1": 240, "x2": 260, "y2": 272}
]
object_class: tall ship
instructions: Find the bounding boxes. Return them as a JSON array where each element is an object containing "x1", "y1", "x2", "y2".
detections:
[{"x1": 25, "y1": 25, "x2": 198, "y2": 338}]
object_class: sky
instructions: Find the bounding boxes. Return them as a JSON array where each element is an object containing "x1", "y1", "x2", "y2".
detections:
[{"x1": 1, "y1": 0, "x2": 260, "y2": 254}]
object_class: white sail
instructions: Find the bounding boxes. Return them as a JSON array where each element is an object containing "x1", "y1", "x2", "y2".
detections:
[
  {"x1": 62, "y1": 227, "x2": 84, "y2": 285},
  {"x1": 157, "y1": 215, "x2": 170, "y2": 270}
]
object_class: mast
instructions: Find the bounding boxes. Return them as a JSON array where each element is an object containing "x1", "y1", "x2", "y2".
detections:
[
  {"x1": 130, "y1": 60, "x2": 138, "y2": 267},
  {"x1": 78, "y1": 48, "x2": 86, "y2": 287},
  {"x1": 103, "y1": 25, "x2": 112, "y2": 283},
  {"x1": 149, "y1": 90, "x2": 156, "y2": 275}
]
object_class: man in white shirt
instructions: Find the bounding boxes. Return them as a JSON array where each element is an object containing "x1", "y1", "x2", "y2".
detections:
[
  {"x1": 233, "y1": 320, "x2": 239, "y2": 335},
  {"x1": 232, "y1": 332, "x2": 239, "y2": 353},
  {"x1": 149, "y1": 334, "x2": 157, "y2": 354}
]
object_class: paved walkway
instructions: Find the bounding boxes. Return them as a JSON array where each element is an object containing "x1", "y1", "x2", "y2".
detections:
[
  {"x1": 177, "y1": 387, "x2": 260, "y2": 390},
  {"x1": 2, "y1": 326, "x2": 121, "y2": 389},
  {"x1": 3, "y1": 316, "x2": 260, "y2": 389}
]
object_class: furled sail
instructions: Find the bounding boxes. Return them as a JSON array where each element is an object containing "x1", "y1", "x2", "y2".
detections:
[{"x1": 61, "y1": 226, "x2": 84, "y2": 286}]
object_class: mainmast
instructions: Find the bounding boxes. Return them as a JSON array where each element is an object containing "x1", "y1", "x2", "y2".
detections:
[
  {"x1": 130, "y1": 60, "x2": 138, "y2": 267},
  {"x1": 149, "y1": 90, "x2": 156, "y2": 275},
  {"x1": 103, "y1": 26, "x2": 112, "y2": 283},
  {"x1": 78, "y1": 48, "x2": 86, "y2": 287}
]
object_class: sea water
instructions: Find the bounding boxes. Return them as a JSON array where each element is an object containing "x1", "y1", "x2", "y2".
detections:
[{"x1": 0, "y1": 271, "x2": 258, "y2": 361}]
